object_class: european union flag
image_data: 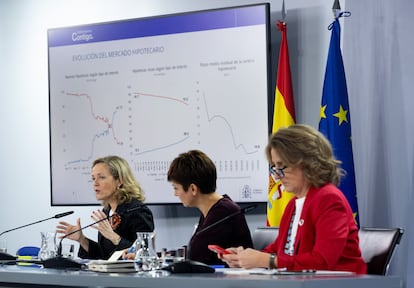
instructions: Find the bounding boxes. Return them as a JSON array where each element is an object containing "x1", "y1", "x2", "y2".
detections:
[{"x1": 318, "y1": 18, "x2": 360, "y2": 226}]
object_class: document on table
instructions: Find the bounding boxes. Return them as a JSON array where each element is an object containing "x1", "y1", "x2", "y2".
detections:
[
  {"x1": 215, "y1": 268, "x2": 283, "y2": 275},
  {"x1": 215, "y1": 268, "x2": 354, "y2": 275},
  {"x1": 108, "y1": 250, "x2": 124, "y2": 262},
  {"x1": 86, "y1": 260, "x2": 136, "y2": 273}
]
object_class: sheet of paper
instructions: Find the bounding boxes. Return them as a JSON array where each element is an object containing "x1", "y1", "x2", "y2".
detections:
[
  {"x1": 215, "y1": 268, "x2": 354, "y2": 276},
  {"x1": 215, "y1": 268, "x2": 280, "y2": 275},
  {"x1": 108, "y1": 250, "x2": 124, "y2": 262}
]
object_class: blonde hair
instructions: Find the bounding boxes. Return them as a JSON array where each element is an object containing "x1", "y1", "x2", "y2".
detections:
[{"x1": 92, "y1": 155, "x2": 145, "y2": 208}]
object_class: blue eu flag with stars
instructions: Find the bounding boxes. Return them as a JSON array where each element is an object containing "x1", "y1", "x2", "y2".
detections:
[{"x1": 318, "y1": 18, "x2": 360, "y2": 227}]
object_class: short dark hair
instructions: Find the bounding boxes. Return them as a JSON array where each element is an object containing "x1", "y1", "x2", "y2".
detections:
[{"x1": 167, "y1": 150, "x2": 217, "y2": 193}]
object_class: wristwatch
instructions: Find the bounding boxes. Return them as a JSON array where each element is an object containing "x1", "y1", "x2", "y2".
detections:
[{"x1": 269, "y1": 253, "x2": 276, "y2": 269}]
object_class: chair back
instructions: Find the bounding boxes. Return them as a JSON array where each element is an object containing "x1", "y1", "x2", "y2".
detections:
[
  {"x1": 252, "y1": 227, "x2": 279, "y2": 250},
  {"x1": 358, "y1": 227, "x2": 404, "y2": 275},
  {"x1": 16, "y1": 246, "x2": 40, "y2": 257}
]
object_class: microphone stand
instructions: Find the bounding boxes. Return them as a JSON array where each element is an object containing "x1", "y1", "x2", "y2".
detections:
[
  {"x1": 162, "y1": 204, "x2": 257, "y2": 273},
  {"x1": 0, "y1": 211, "x2": 74, "y2": 237},
  {"x1": 43, "y1": 205, "x2": 145, "y2": 269},
  {"x1": 57, "y1": 217, "x2": 109, "y2": 256},
  {"x1": 0, "y1": 211, "x2": 74, "y2": 261},
  {"x1": 43, "y1": 217, "x2": 111, "y2": 269}
]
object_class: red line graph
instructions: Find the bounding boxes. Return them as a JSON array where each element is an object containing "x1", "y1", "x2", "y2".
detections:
[
  {"x1": 133, "y1": 92, "x2": 189, "y2": 105},
  {"x1": 66, "y1": 92, "x2": 122, "y2": 145}
]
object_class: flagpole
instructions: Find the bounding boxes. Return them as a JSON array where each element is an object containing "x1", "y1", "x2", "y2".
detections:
[
  {"x1": 267, "y1": 0, "x2": 296, "y2": 227},
  {"x1": 318, "y1": 4, "x2": 359, "y2": 227},
  {"x1": 332, "y1": 0, "x2": 341, "y2": 18}
]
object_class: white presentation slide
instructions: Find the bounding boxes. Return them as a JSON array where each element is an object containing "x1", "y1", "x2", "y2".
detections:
[{"x1": 49, "y1": 4, "x2": 270, "y2": 205}]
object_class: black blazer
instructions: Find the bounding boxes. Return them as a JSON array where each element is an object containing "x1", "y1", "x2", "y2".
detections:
[{"x1": 78, "y1": 199, "x2": 154, "y2": 260}]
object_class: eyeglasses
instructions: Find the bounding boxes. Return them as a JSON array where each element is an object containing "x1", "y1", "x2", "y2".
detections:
[{"x1": 269, "y1": 165, "x2": 288, "y2": 180}]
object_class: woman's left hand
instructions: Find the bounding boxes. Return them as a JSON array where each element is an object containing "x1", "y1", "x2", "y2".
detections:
[
  {"x1": 222, "y1": 247, "x2": 270, "y2": 269},
  {"x1": 91, "y1": 210, "x2": 119, "y2": 242}
]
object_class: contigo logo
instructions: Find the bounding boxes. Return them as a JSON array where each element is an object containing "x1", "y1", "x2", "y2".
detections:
[{"x1": 72, "y1": 31, "x2": 94, "y2": 42}]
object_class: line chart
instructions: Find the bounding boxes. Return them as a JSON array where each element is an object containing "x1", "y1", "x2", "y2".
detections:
[{"x1": 49, "y1": 13, "x2": 270, "y2": 204}]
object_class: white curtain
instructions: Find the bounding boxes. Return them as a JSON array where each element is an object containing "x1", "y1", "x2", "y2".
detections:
[{"x1": 344, "y1": 0, "x2": 414, "y2": 286}]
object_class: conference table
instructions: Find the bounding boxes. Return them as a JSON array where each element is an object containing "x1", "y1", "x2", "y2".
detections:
[{"x1": 0, "y1": 265, "x2": 402, "y2": 288}]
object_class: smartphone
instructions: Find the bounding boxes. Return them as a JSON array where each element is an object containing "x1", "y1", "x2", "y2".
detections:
[{"x1": 208, "y1": 245, "x2": 231, "y2": 254}]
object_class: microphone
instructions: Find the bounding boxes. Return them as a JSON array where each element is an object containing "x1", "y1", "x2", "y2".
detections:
[
  {"x1": 0, "y1": 211, "x2": 74, "y2": 237},
  {"x1": 57, "y1": 205, "x2": 144, "y2": 255},
  {"x1": 0, "y1": 211, "x2": 74, "y2": 261},
  {"x1": 195, "y1": 204, "x2": 257, "y2": 235},
  {"x1": 43, "y1": 205, "x2": 145, "y2": 269},
  {"x1": 161, "y1": 205, "x2": 257, "y2": 274},
  {"x1": 54, "y1": 211, "x2": 75, "y2": 219},
  {"x1": 56, "y1": 216, "x2": 111, "y2": 257}
]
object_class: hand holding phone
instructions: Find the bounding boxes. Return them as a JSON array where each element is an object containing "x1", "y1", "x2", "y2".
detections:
[{"x1": 208, "y1": 245, "x2": 231, "y2": 255}]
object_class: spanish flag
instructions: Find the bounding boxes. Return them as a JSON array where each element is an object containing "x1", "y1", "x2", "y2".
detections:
[{"x1": 267, "y1": 20, "x2": 296, "y2": 227}]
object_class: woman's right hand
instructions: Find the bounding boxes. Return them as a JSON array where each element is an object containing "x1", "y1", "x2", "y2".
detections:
[
  {"x1": 121, "y1": 248, "x2": 135, "y2": 260},
  {"x1": 56, "y1": 218, "x2": 83, "y2": 242}
]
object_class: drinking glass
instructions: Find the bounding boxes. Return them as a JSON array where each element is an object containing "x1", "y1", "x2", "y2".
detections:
[{"x1": 0, "y1": 239, "x2": 7, "y2": 253}]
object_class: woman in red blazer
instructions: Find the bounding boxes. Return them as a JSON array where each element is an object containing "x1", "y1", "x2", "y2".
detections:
[{"x1": 221, "y1": 124, "x2": 366, "y2": 274}]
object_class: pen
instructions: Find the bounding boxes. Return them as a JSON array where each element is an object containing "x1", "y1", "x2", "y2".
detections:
[
  {"x1": 210, "y1": 265, "x2": 225, "y2": 269},
  {"x1": 123, "y1": 246, "x2": 135, "y2": 260}
]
